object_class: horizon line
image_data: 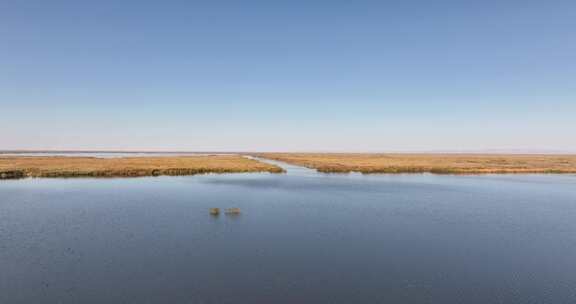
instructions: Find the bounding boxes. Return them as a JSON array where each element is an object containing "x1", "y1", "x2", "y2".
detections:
[{"x1": 1, "y1": 149, "x2": 576, "y2": 155}]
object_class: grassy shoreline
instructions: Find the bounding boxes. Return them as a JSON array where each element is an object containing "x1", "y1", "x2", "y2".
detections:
[
  {"x1": 0, "y1": 155, "x2": 284, "y2": 179},
  {"x1": 256, "y1": 153, "x2": 576, "y2": 174}
]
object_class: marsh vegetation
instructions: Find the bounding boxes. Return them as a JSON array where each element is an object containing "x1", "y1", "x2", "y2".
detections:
[
  {"x1": 0, "y1": 155, "x2": 284, "y2": 179},
  {"x1": 256, "y1": 153, "x2": 576, "y2": 174}
]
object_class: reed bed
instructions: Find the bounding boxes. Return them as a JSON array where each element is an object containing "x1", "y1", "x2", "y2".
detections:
[
  {"x1": 256, "y1": 153, "x2": 576, "y2": 174},
  {"x1": 0, "y1": 155, "x2": 284, "y2": 179}
]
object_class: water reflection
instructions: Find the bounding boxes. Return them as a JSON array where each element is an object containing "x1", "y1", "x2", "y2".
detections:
[{"x1": 1, "y1": 167, "x2": 575, "y2": 303}]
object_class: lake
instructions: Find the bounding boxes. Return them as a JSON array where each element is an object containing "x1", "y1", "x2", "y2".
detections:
[{"x1": 1, "y1": 159, "x2": 576, "y2": 303}]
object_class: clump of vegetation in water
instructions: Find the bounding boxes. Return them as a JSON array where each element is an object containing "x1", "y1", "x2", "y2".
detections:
[{"x1": 225, "y1": 208, "x2": 241, "y2": 215}]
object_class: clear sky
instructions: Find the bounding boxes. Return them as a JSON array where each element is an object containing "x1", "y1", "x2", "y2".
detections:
[{"x1": 1, "y1": 0, "x2": 575, "y2": 152}]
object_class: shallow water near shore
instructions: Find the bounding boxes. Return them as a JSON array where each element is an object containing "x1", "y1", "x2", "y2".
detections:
[{"x1": 1, "y1": 160, "x2": 576, "y2": 303}]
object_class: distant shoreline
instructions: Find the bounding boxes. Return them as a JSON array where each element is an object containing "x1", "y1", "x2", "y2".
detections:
[
  {"x1": 2, "y1": 153, "x2": 576, "y2": 179},
  {"x1": 255, "y1": 153, "x2": 576, "y2": 174},
  {"x1": 0, "y1": 155, "x2": 284, "y2": 180}
]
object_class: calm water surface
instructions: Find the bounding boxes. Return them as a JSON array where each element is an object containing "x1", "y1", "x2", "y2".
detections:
[{"x1": 1, "y1": 160, "x2": 576, "y2": 303}]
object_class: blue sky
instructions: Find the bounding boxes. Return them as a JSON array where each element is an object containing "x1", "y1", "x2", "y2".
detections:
[{"x1": 1, "y1": 0, "x2": 575, "y2": 152}]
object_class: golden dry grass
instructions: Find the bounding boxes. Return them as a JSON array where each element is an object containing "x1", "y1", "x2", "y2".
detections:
[
  {"x1": 0, "y1": 155, "x2": 284, "y2": 179},
  {"x1": 257, "y1": 153, "x2": 576, "y2": 174}
]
